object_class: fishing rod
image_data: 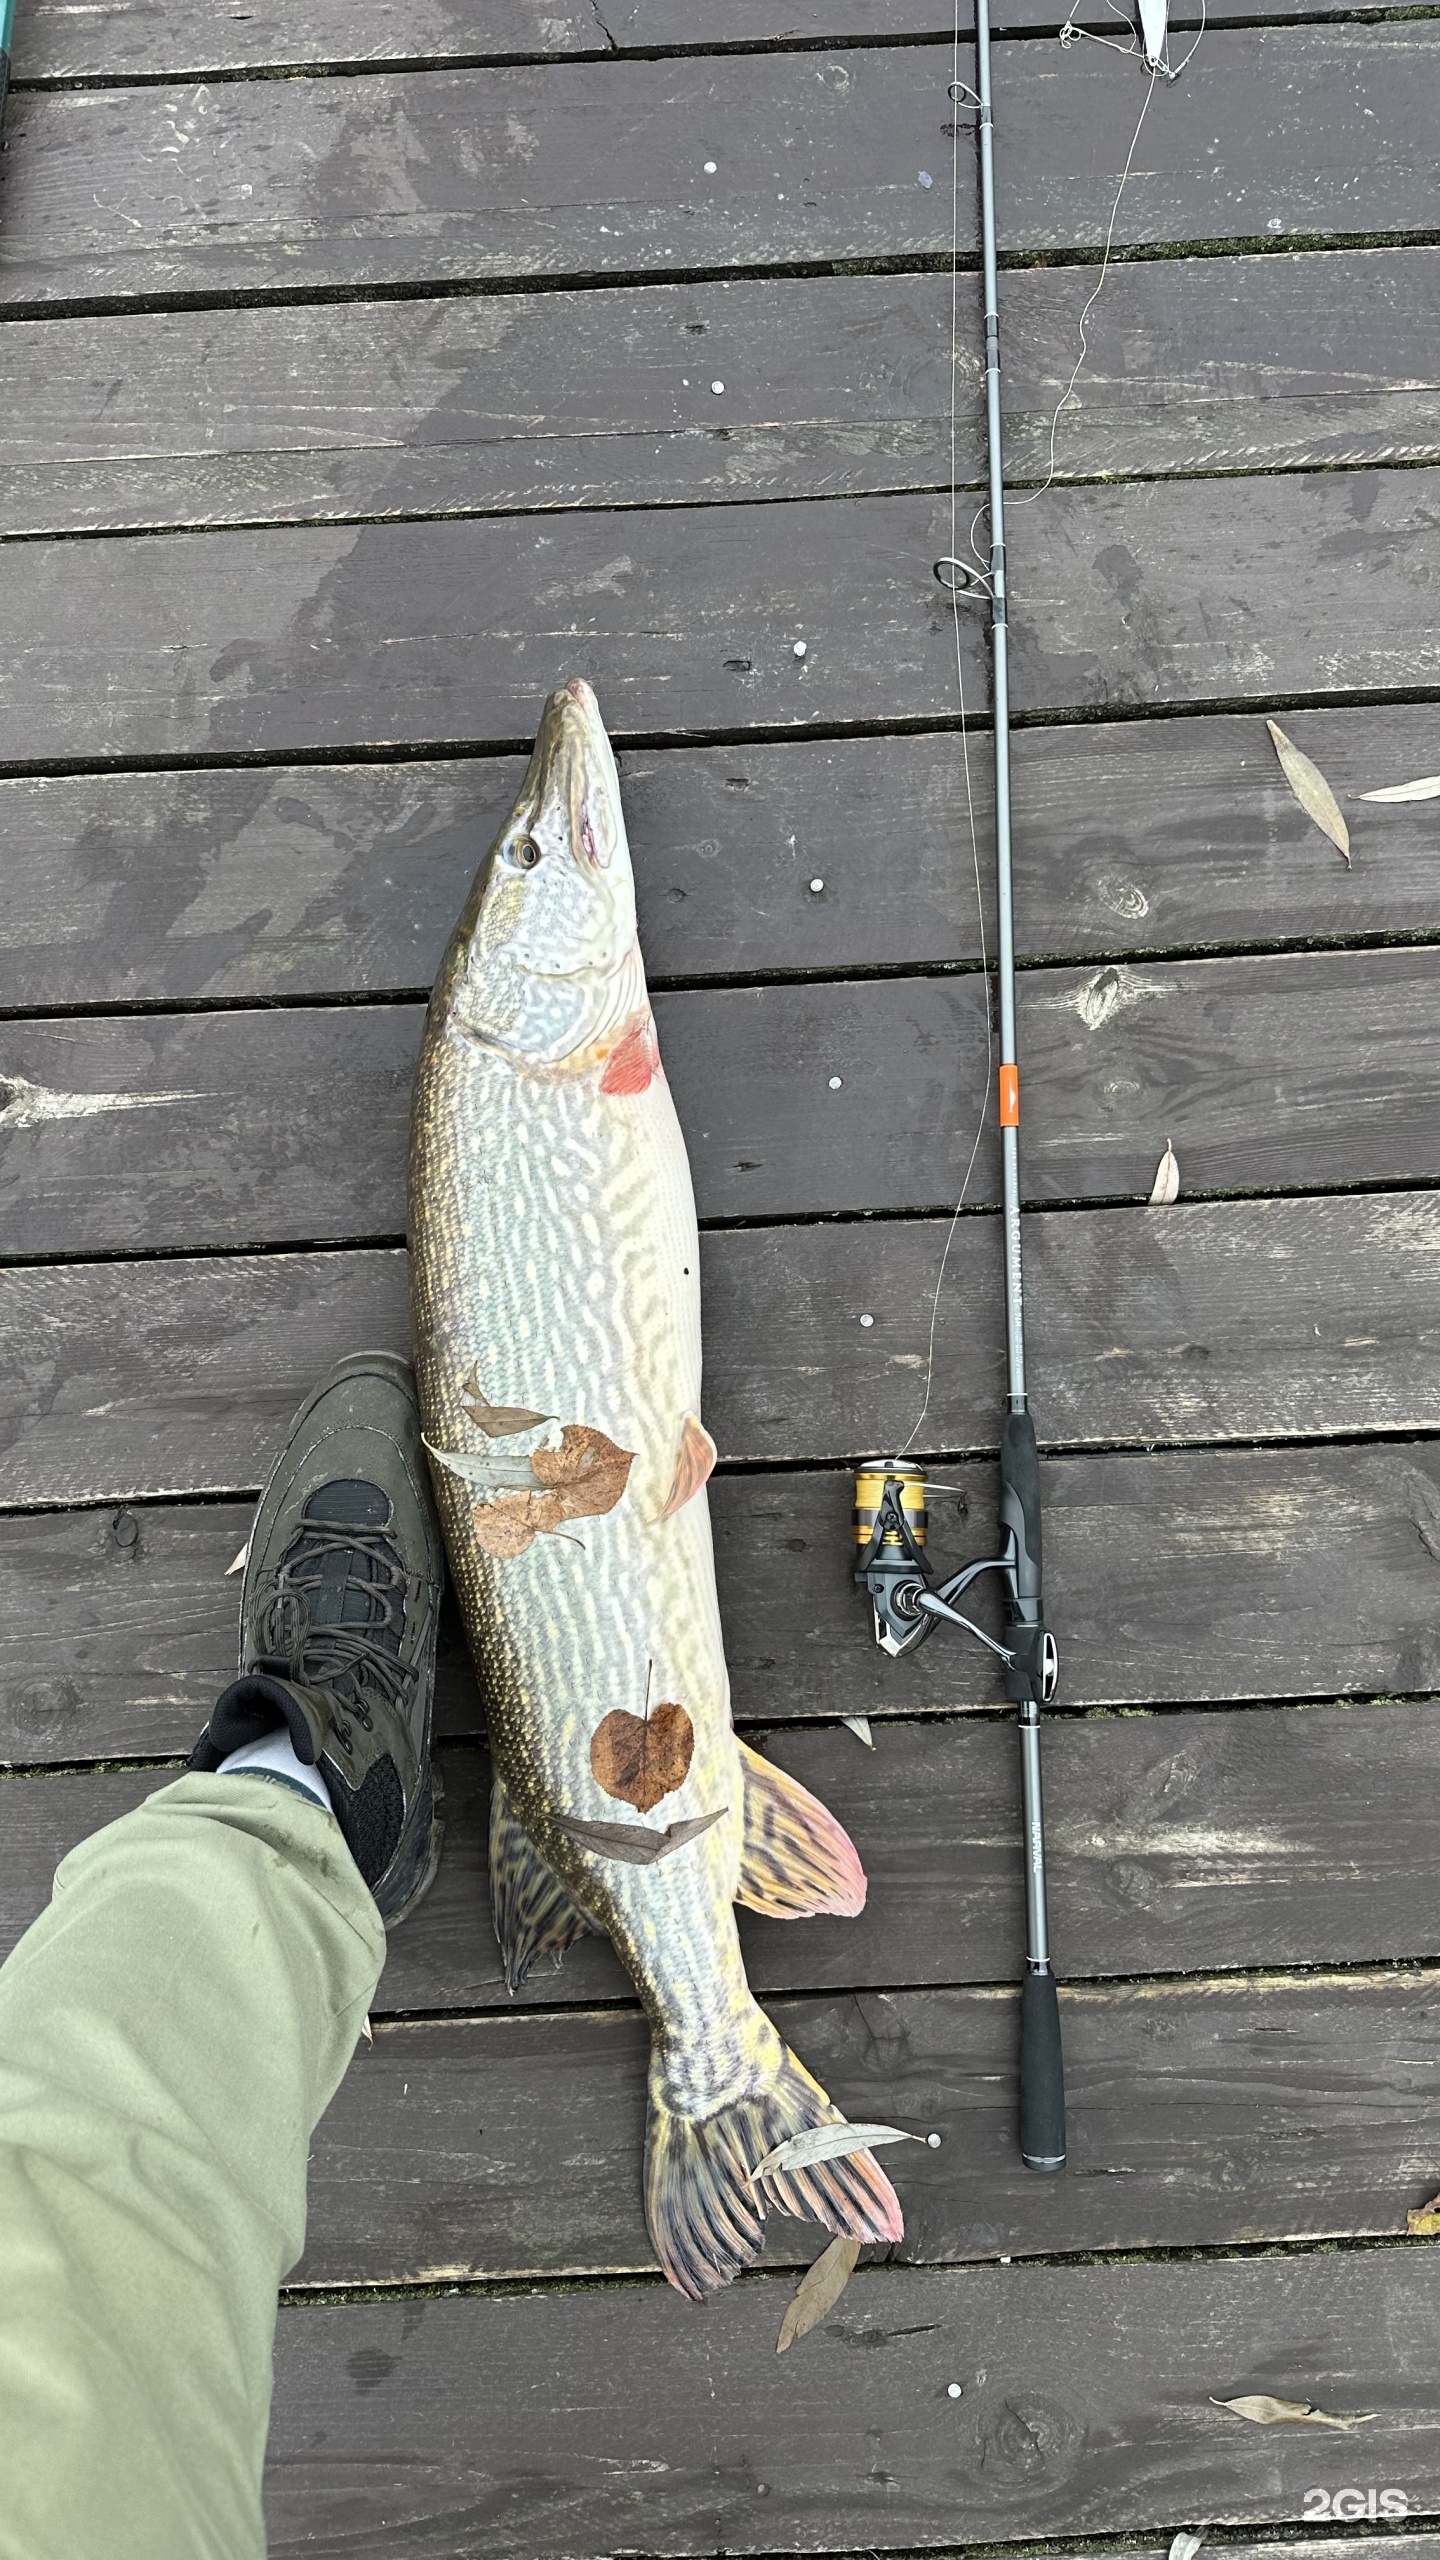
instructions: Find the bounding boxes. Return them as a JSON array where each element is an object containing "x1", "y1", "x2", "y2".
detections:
[
  {"x1": 0, "y1": 0, "x2": 15, "y2": 144},
  {"x1": 853, "y1": 0, "x2": 1065, "y2": 2174}
]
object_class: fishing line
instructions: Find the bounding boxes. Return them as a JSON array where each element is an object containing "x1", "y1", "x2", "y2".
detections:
[
  {"x1": 1017, "y1": 0, "x2": 1208, "y2": 510},
  {"x1": 896, "y1": 0, "x2": 993, "y2": 1460},
  {"x1": 899, "y1": 0, "x2": 1206, "y2": 1457}
]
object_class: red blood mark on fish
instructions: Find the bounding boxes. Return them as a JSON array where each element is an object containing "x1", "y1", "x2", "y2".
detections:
[{"x1": 600, "y1": 1013, "x2": 661, "y2": 1096}]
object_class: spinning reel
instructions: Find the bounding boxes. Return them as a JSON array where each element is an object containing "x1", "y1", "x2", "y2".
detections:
[{"x1": 853, "y1": 1423, "x2": 1058, "y2": 1708}]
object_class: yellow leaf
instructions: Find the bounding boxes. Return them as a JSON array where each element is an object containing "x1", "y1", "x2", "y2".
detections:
[
  {"x1": 1359, "y1": 774, "x2": 1440, "y2": 803},
  {"x1": 1266, "y1": 720, "x2": 1351, "y2": 865},
  {"x1": 1212, "y1": 2394, "x2": 1374, "y2": 2431},
  {"x1": 1407, "y1": 2183, "x2": 1440, "y2": 2236},
  {"x1": 1149, "y1": 1140, "x2": 1180, "y2": 1205},
  {"x1": 776, "y1": 2236, "x2": 861, "y2": 2354}
]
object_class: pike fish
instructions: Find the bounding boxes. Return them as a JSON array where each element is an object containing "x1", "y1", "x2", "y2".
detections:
[{"x1": 408, "y1": 678, "x2": 904, "y2": 2297}]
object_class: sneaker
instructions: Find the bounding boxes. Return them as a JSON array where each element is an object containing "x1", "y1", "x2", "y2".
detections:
[{"x1": 190, "y1": 1351, "x2": 445, "y2": 1927}]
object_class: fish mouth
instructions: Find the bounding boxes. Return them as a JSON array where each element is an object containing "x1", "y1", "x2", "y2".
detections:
[{"x1": 526, "y1": 678, "x2": 623, "y2": 873}]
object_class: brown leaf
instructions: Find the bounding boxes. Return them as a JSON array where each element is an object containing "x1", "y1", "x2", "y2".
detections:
[
  {"x1": 459, "y1": 1365, "x2": 551, "y2": 1438},
  {"x1": 1407, "y1": 2184, "x2": 1440, "y2": 2236},
  {"x1": 1266, "y1": 720, "x2": 1351, "y2": 865},
  {"x1": 1211, "y1": 2394, "x2": 1374, "y2": 2431},
  {"x1": 776, "y1": 2237, "x2": 861, "y2": 2354},
  {"x1": 531, "y1": 1422, "x2": 635, "y2": 1522},
  {"x1": 470, "y1": 1489, "x2": 568, "y2": 1558},
  {"x1": 590, "y1": 1701, "x2": 695, "y2": 1813},
  {"x1": 657, "y1": 1411, "x2": 717, "y2": 1522},
  {"x1": 1149, "y1": 1139, "x2": 1180, "y2": 1205},
  {"x1": 557, "y1": 1806, "x2": 727, "y2": 1865}
]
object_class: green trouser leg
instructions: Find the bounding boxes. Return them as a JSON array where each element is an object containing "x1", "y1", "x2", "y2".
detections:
[{"x1": 0, "y1": 1771, "x2": 385, "y2": 2560}]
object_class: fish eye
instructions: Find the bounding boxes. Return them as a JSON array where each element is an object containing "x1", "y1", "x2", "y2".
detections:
[{"x1": 513, "y1": 836, "x2": 542, "y2": 870}]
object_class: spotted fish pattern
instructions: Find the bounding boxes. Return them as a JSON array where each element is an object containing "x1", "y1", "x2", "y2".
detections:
[{"x1": 408, "y1": 679, "x2": 902, "y2": 2296}]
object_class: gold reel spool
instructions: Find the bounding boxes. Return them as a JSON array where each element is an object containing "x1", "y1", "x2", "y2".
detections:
[{"x1": 852, "y1": 1461, "x2": 928, "y2": 1552}]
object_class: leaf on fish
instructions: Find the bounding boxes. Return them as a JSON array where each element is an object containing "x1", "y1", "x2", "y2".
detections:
[
  {"x1": 591, "y1": 1700, "x2": 695, "y2": 1814},
  {"x1": 1210, "y1": 2394, "x2": 1374, "y2": 2431},
  {"x1": 842, "y1": 1715, "x2": 875, "y2": 1748},
  {"x1": 750, "y1": 2122, "x2": 919, "y2": 2186},
  {"x1": 459, "y1": 1365, "x2": 552, "y2": 1438},
  {"x1": 1266, "y1": 720, "x2": 1351, "y2": 865},
  {"x1": 557, "y1": 1805, "x2": 727, "y2": 1865},
  {"x1": 1149, "y1": 1139, "x2": 1180, "y2": 1205},
  {"x1": 470, "y1": 1489, "x2": 569, "y2": 1558},
  {"x1": 776, "y1": 2236, "x2": 861, "y2": 2354},
  {"x1": 531, "y1": 1422, "x2": 635, "y2": 1521},
  {"x1": 1407, "y1": 2183, "x2": 1440, "y2": 2235},
  {"x1": 224, "y1": 1538, "x2": 251, "y2": 1577},
  {"x1": 1359, "y1": 774, "x2": 1440, "y2": 803}
]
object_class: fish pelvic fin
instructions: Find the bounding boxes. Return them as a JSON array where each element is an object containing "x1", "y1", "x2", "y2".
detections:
[
  {"x1": 656, "y1": 1410, "x2": 717, "y2": 1523},
  {"x1": 644, "y1": 2030, "x2": 904, "y2": 2301},
  {"x1": 489, "y1": 1771, "x2": 601, "y2": 1993},
  {"x1": 735, "y1": 1739, "x2": 866, "y2": 1920}
]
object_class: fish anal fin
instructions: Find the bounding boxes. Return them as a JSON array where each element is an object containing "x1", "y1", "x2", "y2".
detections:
[
  {"x1": 735, "y1": 1739, "x2": 866, "y2": 1921},
  {"x1": 657, "y1": 1412, "x2": 717, "y2": 1523},
  {"x1": 489, "y1": 1771, "x2": 601, "y2": 1992}
]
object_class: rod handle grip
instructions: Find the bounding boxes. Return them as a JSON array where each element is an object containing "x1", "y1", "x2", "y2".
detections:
[{"x1": 1019, "y1": 1968, "x2": 1066, "y2": 2170}]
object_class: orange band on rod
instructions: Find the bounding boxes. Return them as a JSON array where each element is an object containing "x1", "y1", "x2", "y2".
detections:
[{"x1": 999, "y1": 1064, "x2": 1020, "y2": 1127}]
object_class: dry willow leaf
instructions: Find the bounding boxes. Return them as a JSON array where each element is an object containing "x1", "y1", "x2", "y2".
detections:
[
  {"x1": 557, "y1": 1805, "x2": 727, "y2": 1865},
  {"x1": 460, "y1": 1365, "x2": 551, "y2": 1438},
  {"x1": 1266, "y1": 720, "x2": 1351, "y2": 865},
  {"x1": 777, "y1": 2236, "x2": 861, "y2": 2354},
  {"x1": 224, "y1": 1539, "x2": 251, "y2": 1578},
  {"x1": 842, "y1": 1715, "x2": 875, "y2": 1748},
  {"x1": 751, "y1": 2122, "x2": 918, "y2": 2186},
  {"x1": 1407, "y1": 2184, "x2": 1440, "y2": 2236},
  {"x1": 359, "y1": 2014, "x2": 373, "y2": 2049},
  {"x1": 1168, "y1": 2535, "x2": 1206, "y2": 2560},
  {"x1": 1149, "y1": 1140, "x2": 1181, "y2": 1205},
  {"x1": 1360, "y1": 774, "x2": 1440, "y2": 803},
  {"x1": 590, "y1": 1700, "x2": 695, "y2": 1814},
  {"x1": 1211, "y1": 2394, "x2": 1374, "y2": 2432}
]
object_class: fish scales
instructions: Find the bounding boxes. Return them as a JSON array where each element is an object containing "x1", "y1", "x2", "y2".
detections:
[{"x1": 409, "y1": 679, "x2": 903, "y2": 2295}]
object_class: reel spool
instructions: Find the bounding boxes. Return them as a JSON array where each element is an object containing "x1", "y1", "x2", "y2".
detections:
[{"x1": 852, "y1": 1462, "x2": 932, "y2": 1659}]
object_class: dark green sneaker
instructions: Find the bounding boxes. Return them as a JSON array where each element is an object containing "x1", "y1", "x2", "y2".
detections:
[{"x1": 190, "y1": 1351, "x2": 445, "y2": 1926}]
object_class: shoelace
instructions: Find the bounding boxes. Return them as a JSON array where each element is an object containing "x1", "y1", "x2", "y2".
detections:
[{"x1": 254, "y1": 1516, "x2": 417, "y2": 1728}]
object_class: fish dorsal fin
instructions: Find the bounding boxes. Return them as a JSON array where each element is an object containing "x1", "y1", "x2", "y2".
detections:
[
  {"x1": 735, "y1": 1740, "x2": 866, "y2": 1921},
  {"x1": 489, "y1": 1771, "x2": 601, "y2": 1992}
]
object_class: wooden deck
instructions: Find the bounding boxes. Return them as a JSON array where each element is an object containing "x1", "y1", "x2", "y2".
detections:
[{"x1": 3, "y1": 0, "x2": 1440, "y2": 2548}]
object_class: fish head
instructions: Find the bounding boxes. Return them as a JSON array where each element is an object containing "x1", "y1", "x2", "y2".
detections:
[{"x1": 445, "y1": 678, "x2": 642, "y2": 1068}]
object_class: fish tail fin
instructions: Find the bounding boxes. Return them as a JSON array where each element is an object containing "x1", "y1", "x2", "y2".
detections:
[
  {"x1": 644, "y1": 2027, "x2": 904, "y2": 2300},
  {"x1": 735, "y1": 1738, "x2": 866, "y2": 1919}
]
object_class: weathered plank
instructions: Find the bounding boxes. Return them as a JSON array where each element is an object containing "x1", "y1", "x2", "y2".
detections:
[
  {"x1": 6, "y1": 472, "x2": 1440, "y2": 766},
  {"x1": 13, "y1": 0, "x2": 1367, "y2": 83},
  {"x1": 11, "y1": 1704, "x2": 1440, "y2": 2002},
  {"x1": 7, "y1": 253, "x2": 1439, "y2": 539},
  {"x1": 295, "y1": 1970, "x2": 1440, "y2": 2284},
  {"x1": 263, "y1": 2247, "x2": 1440, "y2": 2551},
  {"x1": 3, "y1": 1197, "x2": 1438, "y2": 1509},
  {"x1": 1, "y1": 31, "x2": 1431, "y2": 311},
  {"x1": 3, "y1": 947, "x2": 1438, "y2": 1253},
  {"x1": 6, "y1": 1437, "x2": 1440, "y2": 1762},
  {"x1": 4, "y1": 704, "x2": 1438, "y2": 1011}
]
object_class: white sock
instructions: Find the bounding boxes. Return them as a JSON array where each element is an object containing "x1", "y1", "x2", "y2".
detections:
[{"x1": 218, "y1": 1724, "x2": 331, "y2": 1812}]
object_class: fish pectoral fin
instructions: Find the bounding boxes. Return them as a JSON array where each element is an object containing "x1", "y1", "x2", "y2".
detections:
[
  {"x1": 656, "y1": 1412, "x2": 717, "y2": 1523},
  {"x1": 490, "y1": 1772, "x2": 602, "y2": 1993},
  {"x1": 734, "y1": 1739, "x2": 867, "y2": 1921}
]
